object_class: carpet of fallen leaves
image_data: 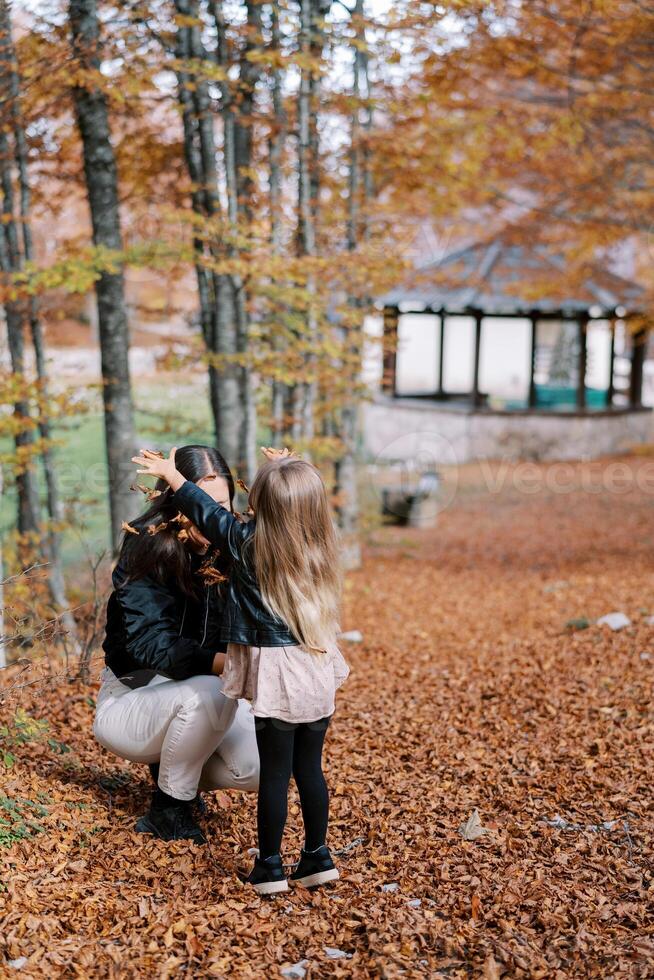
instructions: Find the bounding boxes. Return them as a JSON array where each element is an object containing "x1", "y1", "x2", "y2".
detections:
[{"x1": 1, "y1": 455, "x2": 653, "y2": 978}]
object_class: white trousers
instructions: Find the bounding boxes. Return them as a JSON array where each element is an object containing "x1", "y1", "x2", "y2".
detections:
[{"x1": 93, "y1": 668, "x2": 259, "y2": 801}]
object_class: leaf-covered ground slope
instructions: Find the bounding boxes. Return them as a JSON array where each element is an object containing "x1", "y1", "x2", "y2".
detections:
[{"x1": 1, "y1": 457, "x2": 653, "y2": 978}]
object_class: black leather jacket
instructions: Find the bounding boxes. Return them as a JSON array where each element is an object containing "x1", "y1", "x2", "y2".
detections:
[
  {"x1": 173, "y1": 480, "x2": 298, "y2": 647},
  {"x1": 102, "y1": 550, "x2": 226, "y2": 684}
]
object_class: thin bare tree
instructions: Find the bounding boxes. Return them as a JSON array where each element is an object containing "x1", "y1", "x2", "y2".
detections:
[
  {"x1": 69, "y1": 0, "x2": 137, "y2": 550},
  {"x1": 268, "y1": 0, "x2": 288, "y2": 443},
  {"x1": 174, "y1": 0, "x2": 242, "y2": 468},
  {"x1": 334, "y1": 0, "x2": 370, "y2": 569},
  {"x1": 0, "y1": 20, "x2": 40, "y2": 538},
  {"x1": 210, "y1": 0, "x2": 263, "y2": 482},
  {"x1": 294, "y1": 0, "x2": 331, "y2": 444}
]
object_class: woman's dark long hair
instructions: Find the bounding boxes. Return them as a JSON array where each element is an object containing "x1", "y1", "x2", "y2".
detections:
[{"x1": 119, "y1": 445, "x2": 235, "y2": 596}]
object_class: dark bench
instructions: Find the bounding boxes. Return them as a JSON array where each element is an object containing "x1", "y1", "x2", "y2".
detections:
[{"x1": 381, "y1": 470, "x2": 440, "y2": 528}]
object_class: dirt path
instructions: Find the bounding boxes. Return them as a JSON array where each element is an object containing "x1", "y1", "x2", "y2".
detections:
[{"x1": 1, "y1": 457, "x2": 653, "y2": 977}]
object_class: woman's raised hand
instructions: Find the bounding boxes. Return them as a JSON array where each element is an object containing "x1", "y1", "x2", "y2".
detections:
[{"x1": 131, "y1": 447, "x2": 185, "y2": 490}]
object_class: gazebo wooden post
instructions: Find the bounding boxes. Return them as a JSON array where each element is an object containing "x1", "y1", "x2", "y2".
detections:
[
  {"x1": 629, "y1": 327, "x2": 647, "y2": 407},
  {"x1": 472, "y1": 310, "x2": 483, "y2": 408},
  {"x1": 382, "y1": 305, "x2": 399, "y2": 396},
  {"x1": 607, "y1": 316, "x2": 616, "y2": 406},
  {"x1": 528, "y1": 313, "x2": 538, "y2": 408},
  {"x1": 576, "y1": 315, "x2": 588, "y2": 410},
  {"x1": 438, "y1": 310, "x2": 446, "y2": 396}
]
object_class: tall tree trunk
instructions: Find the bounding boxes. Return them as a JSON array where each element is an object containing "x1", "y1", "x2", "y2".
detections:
[
  {"x1": 69, "y1": 0, "x2": 136, "y2": 551},
  {"x1": 175, "y1": 0, "x2": 241, "y2": 466},
  {"x1": 189, "y1": 0, "x2": 241, "y2": 467},
  {"x1": 1, "y1": 0, "x2": 81, "y2": 645},
  {"x1": 269, "y1": 0, "x2": 286, "y2": 444},
  {"x1": 0, "y1": 197, "x2": 39, "y2": 537},
  {"x1": 235, "y1": 0, "x2": 263, "y2": 482},
  {"x1": 295, "y1": 0, "x2": 328, "y2": 446},
  {"x1": 210, "y1": 0, "x2": 260, "y2": 482},
  {"x1": 308, "y1": 1, "x2": 326, "y2": 229},
  {"x1": 335, "y1": 0, "x2": 369, "y2": 569},
  {"x1": 0, "y1": 65, "x2": 40, "y2": 539}
]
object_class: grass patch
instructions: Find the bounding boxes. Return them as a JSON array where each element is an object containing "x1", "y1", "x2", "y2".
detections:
[
  {"x1": 0, "y1": 709, "x2": 49, "y2": 768},
  {"x1": 0, "y1": 795, "x2": 48, "y2": 847}
]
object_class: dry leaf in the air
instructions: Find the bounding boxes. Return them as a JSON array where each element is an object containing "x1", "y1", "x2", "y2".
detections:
[
  {"x1": 198, "y1": 552, "x2": 227, "y2": 586},
  {"x1": 121, "y1": 521, "x2": 139, "y2": 535},
  {"x1": 147, "y1": 522, "x2": 169, "y2": 535},
  {"x1": 236, "y1": 478, "x2": 250, "y2": 494},
  {"x1": 199, "y1": 566, "x2": 228, "y2": 586},
  {"x1": 130, "y1": 483, "x2": 161, "y2": 500},
  {"x1": 458, "y1": 808, "x2": 489, "y2": 841},
  {"x1": 260, "y1": 446, "x2": 298, "y2": 461}
]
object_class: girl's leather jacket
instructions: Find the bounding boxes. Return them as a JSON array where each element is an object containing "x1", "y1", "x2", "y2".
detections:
[{"x1": 172, "y1": 480, "x2": 298, "y2": 648}]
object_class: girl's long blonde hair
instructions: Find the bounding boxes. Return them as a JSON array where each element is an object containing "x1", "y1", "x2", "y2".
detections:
[{"x1": 249, "y1": 458, "x2": 341, "y2": 653}]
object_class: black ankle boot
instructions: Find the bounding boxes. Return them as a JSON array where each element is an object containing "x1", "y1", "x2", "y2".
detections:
[
  {"x1": 246, "y1": 853, "x2": 289, "y2": 895},
  {"x1": 135, "y1": 792, "x2": 206, "y2": 845},
  {"x1": 147, "y1": 764, "x2": 207, "y2": 816},
  {"x1": 290, "y1": 845, "x2": 339, "y2": 887}
]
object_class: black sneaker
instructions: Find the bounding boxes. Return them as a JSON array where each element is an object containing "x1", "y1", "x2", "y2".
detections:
[
  {"x1": 135, "y1": 796, "x2": 207, "y2": 845},
  {"x1": 246, "y1": 854, "x2": 289, "y2": 895},
  {"x1": 290, "y1": 845, "x2": 339, "y2": 888},
  {"x1": 147, "y1": 764, "x2": 207, "y2": 816}
]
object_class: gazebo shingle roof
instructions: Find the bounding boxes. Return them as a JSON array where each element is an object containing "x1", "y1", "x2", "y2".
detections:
[{"x1": 383, "y1": 238, "x2": 643, "y2": 316}]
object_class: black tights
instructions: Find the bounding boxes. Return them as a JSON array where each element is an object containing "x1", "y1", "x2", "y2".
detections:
[{"x1": 255, "y1": 715, "x2": 330, "y2": 859}]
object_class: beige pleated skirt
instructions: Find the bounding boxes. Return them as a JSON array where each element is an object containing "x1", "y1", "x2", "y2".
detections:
[{"x1": 222, "y1": 642, "x2": 350, "y2": 724}]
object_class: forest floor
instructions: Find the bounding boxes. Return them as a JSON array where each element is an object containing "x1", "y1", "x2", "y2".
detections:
[{"x1": 1, "y1": 455, "x2": 653, "y2": 978}]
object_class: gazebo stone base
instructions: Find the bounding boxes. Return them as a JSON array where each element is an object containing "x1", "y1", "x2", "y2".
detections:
[{"x1": 364, "y1": 397, "x2": 653, "y2": 465}]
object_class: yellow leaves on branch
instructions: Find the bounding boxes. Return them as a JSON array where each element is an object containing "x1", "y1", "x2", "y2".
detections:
[
  {"x1": 68, "y1": 66, "x2": 124, "y2": 103},
  {"x1": 172, "y1": 12, "x2": 203, "y2": 29},
  {"x1": 170, "y1": 56, "x2": 228, "y2": 86},
  {"x1": 0, "y1": 438, "x2": 55, "y2": 478},
  {"x1": 5, "y1": 243, "x2": 186, "y2": 301},
  {"x1": 0, "y1": 374, "x2": 86, "y2": 429}
]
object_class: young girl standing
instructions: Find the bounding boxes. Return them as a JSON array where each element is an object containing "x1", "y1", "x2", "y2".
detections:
[{"x1": 132, "y1": 446, "x2": 349, "y2": 894}]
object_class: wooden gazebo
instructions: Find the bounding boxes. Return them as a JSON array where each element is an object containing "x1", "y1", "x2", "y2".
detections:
[{"x1": 382, "y1": 239, "x2": 647, "y2": 412}]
